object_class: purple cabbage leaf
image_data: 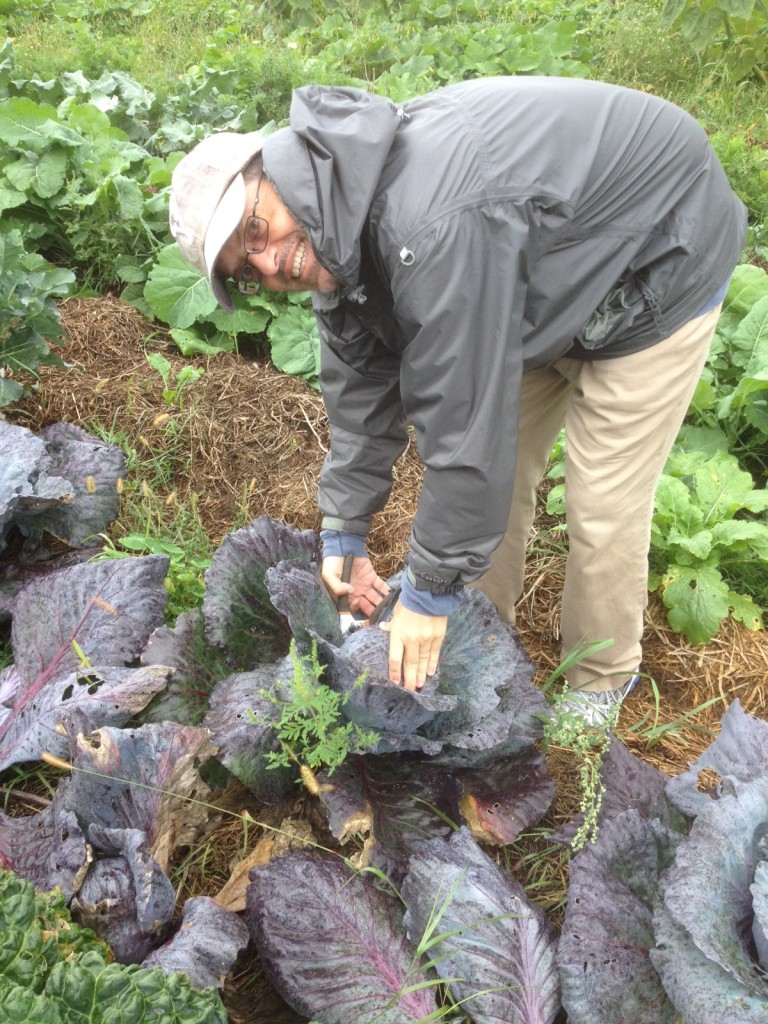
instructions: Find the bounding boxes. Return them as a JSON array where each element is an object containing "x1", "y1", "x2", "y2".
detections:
[
  {"x1": 557, "y1": 809, "x2": 683, "y2": 1024},
  {"x1": 62, "y1": 722, "x2": 217, "y2": 871},
  {"x1": 651, "y1": 903, "x2": 768, "y2": 1024},
  {"x1": 657, "y1": 775, "x2": 768, "y2": 999},
  {"x1": 69, "y1": 826, "x2": 177, "y2": 964},
  {"x1": 0, "y1": 421, "x2": 125, "y2": 615},
  {"x1": 30, "y1": 422, "x2": 126, "y2": 552},
  {"x1": 0, "y1": 555, "x2": 172, "y2": 771},
  {"x1": 316, "y1": 587, "x2": 548, "y2": 766},
  {"x1": 265, "y1": 559, "x2": 343, "y2": 651},
  {"x1": 202, "y1": 516, "x2": 320, "y2": 667},
  {"x1": 666, "y1": 699, "x2": 768, "y2": 817},
  {"x1": 402, "y1": 826, "x2": 561, "y2": 1024},
  {"x1": 141, "y1": 896, "x2": 250, "y2": 990},
  {"x1": 246, "y1": 849, "x2": 439, "y2": 1024},
  {"x1": 315, "y1": 750, "x2": 554, "y2": 882},
  {"x1": 316, "y1": 753, "x2": 462, "y2": 882},
  {"x1": 0, "y1": 780, "x2": 87, "y2": 898},
  {"x1": 140, "y1": 609, "x2": 233, "y2": 725},
  {"x1": 203, "y1": 664, "x2": 296, "y2": 802},
  {"x1": 752, "y1": 855, "x2": 768, "y2": 971},
  {"x1": 454, "y1": 749, "x2": 555, "y2": 846}
]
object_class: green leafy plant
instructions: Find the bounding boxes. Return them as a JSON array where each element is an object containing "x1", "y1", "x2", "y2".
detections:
[
  {"x1": 0, "y1": 868, "x2": 228, "y2": 1023},
  {"x1": 253, "y1": 640, "x2": 380, "y2": 780},
  {"x1": 692, "y1": 263, "x2": 768, "y2": 473},
  {"x1": 0, "y1": 229, "x2": 74, "y2": 406},
  {"x1": 661, "y1": 0, "x2": 768, "y2": 81},
  {"x1": 146, "y1": 350, "x2": 205, "y2": 409},
  {"x1": 650, "y1": 443, "x2": 768, "y2": 644},
  {"x1": 540, "y1": 642, "x2": 620, "y2": 851}
]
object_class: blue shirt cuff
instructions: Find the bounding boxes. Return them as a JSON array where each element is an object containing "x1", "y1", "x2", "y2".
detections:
[
  {"x1": 399, "y1": 573, "x2": 462, "y2": 617},
  {"x1": 320, "y1": 530, "x2": 368, "y2": 559}
]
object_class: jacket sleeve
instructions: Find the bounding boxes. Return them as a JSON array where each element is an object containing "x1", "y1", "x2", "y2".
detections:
[
  {"x1": 390, "y1": 201, "x2": 532, "y2": 589},
  {"x1": 315, "y1": 301, "x2": 410, "y2": 537}
]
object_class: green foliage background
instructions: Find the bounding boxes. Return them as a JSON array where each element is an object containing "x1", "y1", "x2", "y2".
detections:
[{"x1": 1, "y1": 0, "x2": 767, "y2": 641}]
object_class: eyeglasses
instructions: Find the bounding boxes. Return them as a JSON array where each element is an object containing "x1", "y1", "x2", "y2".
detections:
[{"x1": 235, "y1": 173, "x2": 269, "y2": 295}]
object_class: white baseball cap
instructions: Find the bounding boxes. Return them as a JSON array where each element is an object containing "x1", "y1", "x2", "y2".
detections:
[{"x1": 169, "y1": 131, "x2": 266, "y2": 312}]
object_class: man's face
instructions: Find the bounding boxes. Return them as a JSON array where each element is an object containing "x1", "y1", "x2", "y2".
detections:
[{"x1": 216, "y1": 175, "x2": 339, "y2": 296}]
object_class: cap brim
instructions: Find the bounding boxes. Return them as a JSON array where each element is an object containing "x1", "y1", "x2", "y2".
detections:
[{"x1": 203, "y1": 172, "x2": 248, "y2": 313}]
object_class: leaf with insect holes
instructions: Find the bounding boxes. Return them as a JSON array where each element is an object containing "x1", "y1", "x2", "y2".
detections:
[
  {"x1": 63, "y1": 722, "x2": 216, "y2": 873},
  {"x1": 70, "y1": 826, "x2": 177, "y2": 964},
  {"x1": 0, "y1": 555, "x2": 171, "y2": 771},
  {"x1": 0, "y1": 781, "x2": 88, "y2": 898},
  {"x1": 666, "y1": 700, "x2": 768, "y2": 817},
  {"x1": 402, "y1": 826, "x2": 561, "y2": 1024},
  {"x1": 246, "y1": 850, "x2": 439, "y2": 1023},
  {"x1": 558, "y1": 809, "x2": 682, "y2": 1024}
]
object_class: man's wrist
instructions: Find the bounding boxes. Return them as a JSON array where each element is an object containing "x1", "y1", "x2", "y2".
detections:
[
  {"x1": 400, "y1": 572, "x2": 461, "y2": 616},
  {"x1": 320, "y1": 529, "x2": 368, "y2": 559}
]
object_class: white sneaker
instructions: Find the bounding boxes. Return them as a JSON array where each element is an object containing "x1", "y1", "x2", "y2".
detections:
[{"x1": 558, "y1": 672, "x2": 641, "y2": 728}]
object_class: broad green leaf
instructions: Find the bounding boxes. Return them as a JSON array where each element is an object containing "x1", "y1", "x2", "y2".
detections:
[
  {"x1": 0, "y1": 182, "x2": 26, "y2": 212},
  {"x1": 720, "y1": 0, "x2": 759, "y2": 18},
  {"x1": 267, "y1": 304, "x2": 321, "y2": 386},
  {"x1": 0, "y1": 96, "x2": 82, "y2": 150},
  {"x1": 727, "y1": 295, "x2": 768, "y2": 372},
  {"x1": 33, "y1": 147, "x2": 69, "y2": 198},
  {"x1": 169, "y1": 325, "x2": 234, "y2": 356},
  {"x1": 693, "y1": 456, "x2": 762, "y2": 521},
  {"x1": 0, "y1": 377, "x2": 24, "y2": 407},
  {"x1": 666, "y1": 525, "x2": 713, "y2": 561},
  {"x1": 661, "y1": 564, "x2": 730, "y2": 645},
  {"x1": 660, "y1": 0, "x2": 689, "y2": 26},
  {"x1": 710, "y1": 518, "x2": 768, "y2": 557},
  {"x1": 144, "y1": 244, "x2": 218, "y2": 329},
  {"x1": 723, "y1": 265, "x2": 768, "y2": 319},
  {"x1": 112, "y1": 173, "x2": 145, "y2": 220},
  {"x1": 653, "y1": 475, "x2": 704, "y2": 537},
  {"x1": 728, "y1": 590, "x2": 763, "y2": 631},
  {"x1": 209, "y1": 303, "x2": 271, "y2": 336}
]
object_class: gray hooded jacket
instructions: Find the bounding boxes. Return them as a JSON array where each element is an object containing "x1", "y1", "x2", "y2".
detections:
[{"x1": 261, "y1": 77, "x2": 747, "y2": 593}]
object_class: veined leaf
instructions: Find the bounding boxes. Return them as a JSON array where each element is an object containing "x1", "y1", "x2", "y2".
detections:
[
  {"x1": 403, "y1": 827, "x2": 561, "y2": 1024},
  {"x1": 559, "y1": 810, "x2": 682, "y2": 1024},
  {"x1": 0, "y1": 96, "x2": 83, "y2": 150},
  {"x1": 661, "y1": 563, "x2": 731, "y2": 645},
  {"x1": 247, "y1": 851, "x2": 438, "y2": 1023},
  {"x1": 0, "y1": 868, "x2": 228, "y2": 1023},
  {"x1": 0, "y1": 555, "x2": 170, "y2": 770},
  {"x1": 660, "y1": 778, "x2": 768, "y2": 997},
  {"x1": 144, "y1": 244, "x2": 218, "y2": 329}
]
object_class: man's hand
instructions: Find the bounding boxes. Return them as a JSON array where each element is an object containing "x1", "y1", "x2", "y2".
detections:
[
  {"x1": 322, "y1": 555, "x2": 388, "y2": 618},
  {"x1": 380, "y1": 602, "x2": 447, "y2": 691}
]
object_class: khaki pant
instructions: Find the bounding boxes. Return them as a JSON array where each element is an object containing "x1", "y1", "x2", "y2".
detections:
[{"x1": 472, "y1": 306, "x2": 721, "y2": 691}]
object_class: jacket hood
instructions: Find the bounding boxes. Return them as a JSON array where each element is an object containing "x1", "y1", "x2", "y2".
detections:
[{"x1": 262, "y1": 86, "x2": 402, "y2": 289}]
